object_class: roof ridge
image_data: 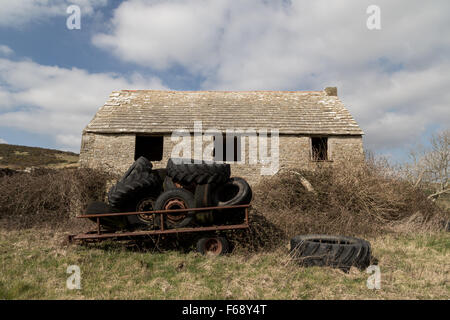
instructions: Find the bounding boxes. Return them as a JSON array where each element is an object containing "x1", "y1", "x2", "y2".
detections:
[{"x1": 117, "y1": 90, "x2": 324, "y2": 93}]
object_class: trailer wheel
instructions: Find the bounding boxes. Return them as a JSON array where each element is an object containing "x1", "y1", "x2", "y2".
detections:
[
  {"x1": 154, "y1": 189, "x2": 195, "y2": 229},
  {"x1": 196, "y1": 237, "x2": 229, "y2": 256}
]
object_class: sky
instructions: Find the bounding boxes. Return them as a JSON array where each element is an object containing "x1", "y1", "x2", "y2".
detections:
[{"x1": 0, "y1": 0, "x2": 449, "y2": 163}]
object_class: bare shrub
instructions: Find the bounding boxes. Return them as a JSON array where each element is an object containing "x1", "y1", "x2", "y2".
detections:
[
  {"x1": 0, "y1": 168, "x2": 113, "y2": 229},
  {"x1": 405, "y1": 129, "x2": 449, "y2": 199},
  {"x1": 250, "y1": 159, "x2": 446, "y2": 247}
]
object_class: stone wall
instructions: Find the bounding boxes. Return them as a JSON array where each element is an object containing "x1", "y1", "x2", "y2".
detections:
[
  {"x1": 79, "y1": 132, "x2": 135, "y2": 174},
  {"x1": 79, "y1": 132, "x2": 364, "y2": 185},
  {"x1": 328, "y1": 136, "x2": 365, "y2": 163}
]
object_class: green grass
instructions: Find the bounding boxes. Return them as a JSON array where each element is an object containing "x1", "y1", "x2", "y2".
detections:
[
  {"x1": 0, "y1": 143, "x2": 78, "y2": 169},
  {"x1": 0, "y1": 229, "x2": 448, "y2": 299}
]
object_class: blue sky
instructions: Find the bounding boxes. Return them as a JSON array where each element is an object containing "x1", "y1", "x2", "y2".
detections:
[{"x1": 0, "y1": 0, "x2": 449, "y2": 164}]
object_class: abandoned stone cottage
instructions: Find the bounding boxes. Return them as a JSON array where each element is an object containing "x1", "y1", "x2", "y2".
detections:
[{"x1": 79, "y1": 88, "x2": 364, "y2": 184}]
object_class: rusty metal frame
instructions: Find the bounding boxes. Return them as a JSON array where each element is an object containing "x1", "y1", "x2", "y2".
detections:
[{"x1": 69, "y1": 204, "x2": 251, "y2": 241}]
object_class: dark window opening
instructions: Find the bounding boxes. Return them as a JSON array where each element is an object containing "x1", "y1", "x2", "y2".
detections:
[
  {"x1": 135, "y1": 135, "x2": 163, "y2": 161},
  {"x1": 213, "y1": 135, "x2": 241, "y2": 162},
  {"x1": 311, "y1": 137, "x2": 328, "y2": 161}
]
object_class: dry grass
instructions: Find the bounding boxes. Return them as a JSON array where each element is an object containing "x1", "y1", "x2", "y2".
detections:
[
  {"x1": 0, "y1": 229, "x2": 448, "y2": 299},
  {"x1": 241, "y1": 159, "x2": 448, "y2": 251},
  {"x1": 0, "y1": 168, "x2": 114, "y2": 230}
]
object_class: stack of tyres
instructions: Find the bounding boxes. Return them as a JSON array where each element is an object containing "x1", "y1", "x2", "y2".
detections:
[
  {"x1": 84, "y1": 156, "x2": 162, "y2": 230},
  {"x1": 107, "y1": 157, "x2": 163, "y2": 229},
  {"x1": 84, "y1": 157, "x2": 252, "y2": 231},
  {"x1": 164, "y1": 158, "x2": 252, "y2": 226}
]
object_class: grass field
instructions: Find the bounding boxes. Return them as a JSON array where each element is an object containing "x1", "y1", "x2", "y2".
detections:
[
  {"x1": 0, "y1": 229, "x2": 448, "y2": 300},
  {"x1": 0, "y1": 143, "x2": 78, "y2": 169},
  {"x1": 0, "y1": 144, "x2": 448, "y2": 300}
]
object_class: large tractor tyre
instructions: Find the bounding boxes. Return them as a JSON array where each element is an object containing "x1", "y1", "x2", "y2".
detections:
[
  {"x1": 212, "y1": 177, "x2": 252, "y2": 207},
  {"x1": 107, "y1": 155, "x2": 156, "y2": 209},
  {"x1": 163, "y1": 176, "x2": 177, "y2": 191},
  {"x1": 121, "y1": 156, "x2": 153, "y2": 181},
  {"x1": 196, "y1": 236, "x2": 229, "y2": 256},
  {"x1": 290, "y1": 235, "x2": 372, "y2": 271},
  {"x1": 166, "y1": 158, "x2": 231, "y2": 185},
  {"x1": 212, "y1": 177, "x2": 252, "y2": 225},
  {"x1": 154, "y1": 189, "x2": 196, "y2": 229},
  {"x1": 153, "y1": 168, "x2": 167, "y2": 182},
  {"x1": 84, "y1": 201, "x2": 128, "y2": 231},
  {"x1": 163, "y1": 175, "x2": 198, "y2": 195},
  {"x1": 194, "y1": 183, "x2": 215, "y2": 225},
  {"x1": 108, "y1": 170, "x2": 162, "y2": 210}
]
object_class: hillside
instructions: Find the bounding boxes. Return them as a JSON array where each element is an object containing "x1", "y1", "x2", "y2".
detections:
[{"x1": 0, "y1": 143, "x2": 79, "y2": 170}]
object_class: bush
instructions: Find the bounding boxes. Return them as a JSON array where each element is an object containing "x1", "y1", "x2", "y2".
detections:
[
  {"x1": 0, "y1": 160, "x2": 446, "y2": 251},
  {"x1": 0, "y1": 168, "x2": 113, "y2": 229},
  {"x1": 244, "y1": 159, "x2": 447, "y2": 250}
]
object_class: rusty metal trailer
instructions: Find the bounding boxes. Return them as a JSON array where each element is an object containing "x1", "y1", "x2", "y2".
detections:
[{"x1": 68, "y1": 204, "x2": 251, "y2": 255}]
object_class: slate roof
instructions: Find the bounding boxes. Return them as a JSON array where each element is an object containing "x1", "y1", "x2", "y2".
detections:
[{"x1": 84, "y1": 89, "x2": 364, "y2": 135}]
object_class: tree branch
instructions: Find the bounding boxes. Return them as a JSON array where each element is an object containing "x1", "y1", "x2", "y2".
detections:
[
  {"x1": 288, "y1": 170, "x2": 316, "y2": 194},
  {"x1": 427, "y1": 188, "x2": 450, "y2": 200}
]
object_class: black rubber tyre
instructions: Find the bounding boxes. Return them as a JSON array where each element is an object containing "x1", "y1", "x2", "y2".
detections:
[
  {"x1": 122, "y1": 156, "x2": 153, "y2": 180},
  {"x1": 154, "y1": 189, "x2": 196, "y2": 229},
  {"x1": 108, "y1": 170, "x2": 162, "y2": 210},
  {"x1": 196, "y1": 237, "x2": 229, "y2": 256},
  {"x1": 290, "y1": 235, "x2": 372, "y2": 271},
  {"x1": 194, "y1": 184, "x2": 215, "y2": 225},
  {"x1": 84, "y1": 201, "x2": 128, "y2": 230},
  {"x1": 212, "y1": 177, "x2": 252, "y2": 225},
  {"x1": 126, "y1": 196, "x2": 159, "y2": 228},
  {"x1": 163, "y1": 176, "x2": 177, "y2": 191},
  {"x1": 108, "y1": 156, "x2": 158, "y2": 210},
  {"x1": 123, "y1": 168, "x2": 167, "y2": 229},
  {"x1": 166, "y1": 158, "x2": 231, "y2": 185},
  {"x1": 212, "y1": 177, "x2": 252, "y2": 206},
  {"x1": 107, "y1": 158, "x2": 162, "y2": 228},
  {"x1": 153, "y1": 168, "x2": 167, "y2": 182}
]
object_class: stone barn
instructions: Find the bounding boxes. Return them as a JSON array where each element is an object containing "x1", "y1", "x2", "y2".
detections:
[{"x1": 79, "y1": 87, "x2": 364, "y2": 184}]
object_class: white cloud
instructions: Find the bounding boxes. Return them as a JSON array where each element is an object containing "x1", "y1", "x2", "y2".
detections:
[
  {"x1": 0, "y1": 0, "x2": 108, "y2": 28},
  {"x1": 93, "y1": 0, "x2": 228, "y2": 74},
  {"x1": 93, "y1": 0, "x2": 450, "y2": 154},
  {"x1": 0, "y1": 138, "x2": 7, "y2": 144},
  {"x1": 0, "y1": 45, "x2": 13, "y2": 56},
  {"x1": 0, "y1": 57, "x2": 167, "y2": 151}
]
